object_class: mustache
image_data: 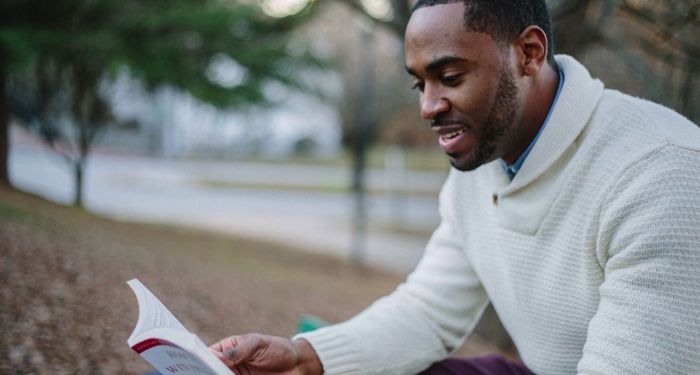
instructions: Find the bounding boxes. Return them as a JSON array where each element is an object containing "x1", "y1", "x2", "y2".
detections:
[{"x1": 430, "y1": 118, "x2": 469, "y2": 128}]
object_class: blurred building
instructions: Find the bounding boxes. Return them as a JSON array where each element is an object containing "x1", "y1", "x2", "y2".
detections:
[{"x1": 102, "y1": 68, "x2": 342, "y2": 159}]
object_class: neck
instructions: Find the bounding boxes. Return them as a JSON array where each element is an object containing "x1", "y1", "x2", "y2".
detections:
[{"x1": 501, "y1": 64, "x2": 560, "y2": 165}]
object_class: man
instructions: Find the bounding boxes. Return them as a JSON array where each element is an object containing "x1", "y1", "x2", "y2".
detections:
[{"x1": 211, "y1": 0, "x2": 700, "y2": 374}]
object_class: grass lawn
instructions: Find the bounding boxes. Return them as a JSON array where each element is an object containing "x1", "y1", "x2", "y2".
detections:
[{"x1": 0, "y1": 186, "x2": 507, "y2": 374}]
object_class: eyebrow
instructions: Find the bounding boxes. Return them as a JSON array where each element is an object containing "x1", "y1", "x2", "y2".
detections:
[{"x1": 405, "y1": 55, "x2": 469, "y2": 76}]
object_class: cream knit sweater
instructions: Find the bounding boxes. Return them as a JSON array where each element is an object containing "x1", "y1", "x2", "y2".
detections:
[{"x1": 297, "y1": 56, "x2": 700, "y2": 374}]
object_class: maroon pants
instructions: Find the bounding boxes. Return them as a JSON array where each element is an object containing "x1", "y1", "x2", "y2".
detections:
[{"x1": 419, "y1": 355, "x2": 534, "y2": 375}]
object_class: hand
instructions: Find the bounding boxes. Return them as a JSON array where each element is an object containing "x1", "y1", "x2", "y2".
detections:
[{"x1": 209, "y1": 333, "x2": 322, "y2": 375}]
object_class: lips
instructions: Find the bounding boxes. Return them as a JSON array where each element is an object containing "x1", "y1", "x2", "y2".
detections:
[
  {"x1": 441, "y1": 128, "x2": 465, "y2": 140},
  {"x1": 432, "y1": 124, "x2": 469, "y2": 153}
]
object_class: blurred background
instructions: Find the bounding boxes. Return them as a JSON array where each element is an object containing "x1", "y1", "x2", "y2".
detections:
[{"x1": 1, "y1": 0, "x2": 698, "y2": 373}]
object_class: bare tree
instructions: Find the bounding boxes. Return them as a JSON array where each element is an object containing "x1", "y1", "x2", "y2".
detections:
[
  {"x1": 344, "y1": 0, "x2": 413, "y2": 37},
  {"x1": 0, "y1": 63, "x2": 8, "y2": 188},
  {"x1": 550, "y1": 0, "x2": 699, "y2": 122},
  {"x1": 9, "y1": 57, "x2": 111, "y2": 207}
]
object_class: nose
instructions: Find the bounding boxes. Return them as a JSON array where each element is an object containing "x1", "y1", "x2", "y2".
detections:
[{"x1": 420, "y1": 88, "x2": 449, "y2": 120}]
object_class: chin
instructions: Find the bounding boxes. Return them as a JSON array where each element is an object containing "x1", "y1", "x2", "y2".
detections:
[
  {"x1": 448, "y1": 147, "x2": 499, "y2": 171},
  {"x1": 449, "y1": 155, "x2": 482, "y2": 172}
]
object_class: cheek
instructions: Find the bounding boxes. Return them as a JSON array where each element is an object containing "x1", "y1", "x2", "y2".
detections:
[{"x1": 453, "y1": 77, "x2": 498, "y2": 120}]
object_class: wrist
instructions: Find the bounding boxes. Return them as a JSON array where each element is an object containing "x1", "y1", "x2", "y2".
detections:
[{"x1": 293, "y1": 338, "x2": 323, "y2": 375}]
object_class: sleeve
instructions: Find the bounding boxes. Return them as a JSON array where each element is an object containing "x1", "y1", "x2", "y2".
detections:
[
  {"x1": 295, "y1": 170, "x2": 489, "y2": 375},
  {"x1": 577, "y1": 146, "x2": 700, "y2": 374}
]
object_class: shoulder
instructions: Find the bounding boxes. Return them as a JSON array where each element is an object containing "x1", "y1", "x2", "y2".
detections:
[
  {"x1": 589, "y1": 90, "x2": 700, "y2": 202},
  {"x1": 613, "y1": 91, "x2": 700, "y2": 149},
  {"x1": 581, "y1": 89, "x2": 700, "y2": 182}
]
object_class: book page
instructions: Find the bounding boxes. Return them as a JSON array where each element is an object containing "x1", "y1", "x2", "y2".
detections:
[
  {"x1": 139, "y1": 339, "x2": 219, "y2": 375},
  {"x1": 131, "y1": 329, "x2": 233, "y2": 375},
  {"x1": 127, "y1": 279, "x2": 187, "y2": 344}
]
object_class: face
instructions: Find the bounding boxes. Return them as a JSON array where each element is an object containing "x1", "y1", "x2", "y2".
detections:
[{"x1": 405, "y1": 3, "x2": 521, "y2": 171}]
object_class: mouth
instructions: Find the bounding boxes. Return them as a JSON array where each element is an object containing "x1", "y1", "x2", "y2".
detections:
[
  {"x1": 439, "y1": 128, "x2": 466, "y2": 142},
  {"x1": 432, "y1": 123, "x2": 469, "y2": 153}
]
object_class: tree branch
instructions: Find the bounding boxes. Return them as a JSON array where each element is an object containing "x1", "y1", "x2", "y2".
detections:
[
  {"x1": 338, "y1": 0, "x2": 407, "y2": 38},
  {"x1": 550, "y1": 0, "x2": 589, "y2": 20}
]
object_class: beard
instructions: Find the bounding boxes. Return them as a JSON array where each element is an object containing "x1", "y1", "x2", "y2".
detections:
[{"x1": 449, "y1": 65, "x2": 519, "y2": 171}]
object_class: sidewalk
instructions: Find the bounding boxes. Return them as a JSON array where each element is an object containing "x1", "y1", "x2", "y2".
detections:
[{"x1": 9, "y1": 143, "x2": 446, "y2": 275}]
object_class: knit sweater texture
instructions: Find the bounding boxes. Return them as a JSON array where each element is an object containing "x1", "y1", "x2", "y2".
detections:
[{"x1": 297, "y1": 55, "x2": 700, "y2": 375}]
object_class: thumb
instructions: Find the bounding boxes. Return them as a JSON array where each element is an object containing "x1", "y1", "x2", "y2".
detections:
[{"x1": 213, "y1": 334, "x2": 269, "y2": 367}]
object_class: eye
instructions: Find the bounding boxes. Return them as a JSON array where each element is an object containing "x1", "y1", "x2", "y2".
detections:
[
  {"x1": 411, "y1": 81, "x2": 425, "y2": 92},
  {"x1": 440, "y1": 74, "x2": 461, "y2": 86}
]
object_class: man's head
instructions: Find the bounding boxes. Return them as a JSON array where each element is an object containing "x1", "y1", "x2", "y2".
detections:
[
  {"x1": 412, "y1": 0, "x2": 556, "y2": 68},
  {"x1": 405, "y1": 0, "x2": 558, "y2": 171}
]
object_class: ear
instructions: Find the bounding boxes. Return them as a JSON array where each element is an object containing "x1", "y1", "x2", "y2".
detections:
[{"x1": 513, "y1": 25, "x2": 548, "y2": 77}]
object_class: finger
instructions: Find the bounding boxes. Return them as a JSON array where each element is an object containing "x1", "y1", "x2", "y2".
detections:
[
  {"x1": 220, "y1": 334, "x2": 266, "y2": 367},
  {"x1": 210, "y1": 337, "x2": 238, "y2": 352},
  {"x1": 235, "y1": 364, "x2": 252, "y2": 375},
  {"x1": 208, "y1": 347, "x2": 235, "y2": 369},
  {"x1": 208, "y1": 336, "x2": 245, "y2": 368}
]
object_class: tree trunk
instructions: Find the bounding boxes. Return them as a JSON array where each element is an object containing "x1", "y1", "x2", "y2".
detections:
[
  {"x1": 351, "y1": 144, "x2": 368, "y2": 264},
  {"x1": 73, "y1": 160, "x2": 84, "y2": 208},
  {"x1": 73, "y1": 123, "x2": 92, "y2": 208},
  {"x1": 680, "y1": 58, "x2": 697, "y2": 123},
  {"x1": 0, "y1": 68, "x2": 10, "y2": 188},
  {"x1": 350, "y1": 25, "x2": 377, "y2": 265},
  {"x1": 551, "y1": 0, "x2": 597, "y2": 57}
]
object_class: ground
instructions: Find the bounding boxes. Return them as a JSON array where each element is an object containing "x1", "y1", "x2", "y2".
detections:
[{"x1": 0, "y1": 187, "x2": 506, "y2": 374}]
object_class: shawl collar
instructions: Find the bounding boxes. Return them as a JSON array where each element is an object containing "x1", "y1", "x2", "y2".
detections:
[{"x1": 491, "y1": 55, "x2": 605, "y2": 234}]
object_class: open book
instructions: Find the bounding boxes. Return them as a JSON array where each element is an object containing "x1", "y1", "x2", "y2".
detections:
[{"x1": 127, "y1": 279, "x2": 233, "y2": 375}]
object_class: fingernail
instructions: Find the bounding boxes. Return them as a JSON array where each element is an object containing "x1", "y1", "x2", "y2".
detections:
[{"x1": 223, "y1": 349, "x2": 236, "y2": 361}]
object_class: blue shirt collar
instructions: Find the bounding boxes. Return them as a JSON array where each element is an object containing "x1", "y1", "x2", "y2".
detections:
[{"x1": 501, "y1": 68, "x2": 565, "y2": 180}]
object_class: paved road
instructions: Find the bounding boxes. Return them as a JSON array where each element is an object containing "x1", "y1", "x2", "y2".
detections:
[{"x1": 9, "y1": 142, "x2": 447, "y2": 274}]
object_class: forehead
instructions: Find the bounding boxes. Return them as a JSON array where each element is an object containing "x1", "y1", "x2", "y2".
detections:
[{"x1": 405, "y1": 3, "x2": 501, "y2": 73}]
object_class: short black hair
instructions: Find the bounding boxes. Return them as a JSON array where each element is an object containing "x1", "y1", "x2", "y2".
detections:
[{"x1": 412, "y1": 0, "x2": 556, "y2": 68}]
